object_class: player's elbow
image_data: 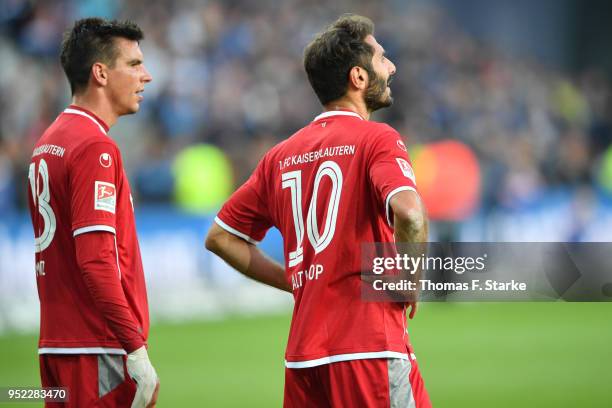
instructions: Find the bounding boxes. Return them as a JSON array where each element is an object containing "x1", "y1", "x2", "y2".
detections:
[
  {"x1": 205, "y1": 224, "x2": 225, "y2": 255},
  {"x1": 393, "y1": 205, "x2": 428, "y2": 243},
  {"x1": 390, "y1": 190, "x2": 428, "y2": 241},
  {"x1": 394, "y1": 207, "x2": 426, "y2": 232}
]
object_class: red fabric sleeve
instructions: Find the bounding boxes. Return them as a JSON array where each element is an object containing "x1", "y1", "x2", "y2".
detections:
[
  {"x1": 75, "y1": 231, "x2": 144, "y2": 353},
  {"x1": 70, "y1": 141, "x2": 120, "y2": 233},
  {"x1": 367, "y1": 130, "x2": 418, "y2": 227},
  {"x1": 216, "y1": 157, "x2": 273, "y2": 243}
]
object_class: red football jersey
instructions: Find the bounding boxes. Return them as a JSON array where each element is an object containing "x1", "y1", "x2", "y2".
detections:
[
  {"x1": 27, "y1": 106, "x2": 149, "y2": 355},
  {"x1": 216, "y1": 110, "x2": 418, "y2": 368}
]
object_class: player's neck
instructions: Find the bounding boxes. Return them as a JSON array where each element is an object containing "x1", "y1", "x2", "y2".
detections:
[
  {"x1": 71, "y1": 93, "x2": 118, "y2": 129},
  {"x1": 324, "y1": 96, "x2": 370, "y2": 120}
]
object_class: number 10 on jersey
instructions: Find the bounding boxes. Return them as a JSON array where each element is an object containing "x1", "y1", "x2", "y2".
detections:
[{"x1": 281, "y1": 160, "x2": 343, "y2": 267}]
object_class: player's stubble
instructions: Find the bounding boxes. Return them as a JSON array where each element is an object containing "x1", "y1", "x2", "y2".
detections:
[{"x1": 364, "y1": 69, "x2": 393, "y2": 112}]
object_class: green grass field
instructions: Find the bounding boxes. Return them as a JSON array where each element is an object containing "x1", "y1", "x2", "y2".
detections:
[{"x1": 1, "y1": 303, "x2": 611, "y2": 407}]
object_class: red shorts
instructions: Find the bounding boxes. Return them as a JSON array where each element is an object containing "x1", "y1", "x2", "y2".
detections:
[
  {"x1": 39, "y1": 354, "x2": 137, "y2": 407},
  {"x1": 284, "y1": 352, "x2": 431, "y2": 408}
]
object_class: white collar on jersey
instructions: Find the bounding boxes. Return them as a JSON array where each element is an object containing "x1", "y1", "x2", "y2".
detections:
[
  {"x1": 63, "y1": 108, "x2": 108, "y2": 135},
  {"x1": 313, "y1": 110, "x2": 364, "y2": 122}
]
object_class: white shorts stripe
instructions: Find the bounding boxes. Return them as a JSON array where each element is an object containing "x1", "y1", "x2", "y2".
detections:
[
  {"x1": 73, "y1": 225, "x2": 116, "y2": 237},
  {"x1": 388, "y1": 358, "x2": 416, "y2": 408},
  {"x1": 38, "y1": 347, "x2": 126, "y2": 355},
  {"x1": 214, "y1": 216, "x2": 260, "y2": 245},
  {"x1": 285, "y1": 351, "x2": 409, "y2": 369}
]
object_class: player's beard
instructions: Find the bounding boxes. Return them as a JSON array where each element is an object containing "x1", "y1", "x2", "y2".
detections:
[{"x1": 364, "y1": 70, "x2": 393, "y2": 112}]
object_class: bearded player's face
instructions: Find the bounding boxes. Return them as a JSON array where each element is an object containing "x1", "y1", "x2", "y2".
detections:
[{"x1": 363, "y1": 35, "x2": 396, "y2": 112}]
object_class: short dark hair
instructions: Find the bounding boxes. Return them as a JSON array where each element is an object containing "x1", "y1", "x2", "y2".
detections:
[
  {"x1": 60, "y1": 18, "x2": 144, "y2": 95},
  {"x1": 303, "y1": 14, "x2": 375, "y2": 105}
]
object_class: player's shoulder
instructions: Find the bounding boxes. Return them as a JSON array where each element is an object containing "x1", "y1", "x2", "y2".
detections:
[
  {"x1": 262, "y1": 126, "x2": 309, "y2": 161},
  {"x1": 358, "y1": 121, "x2": 403, "y2": 150},
  {"x1": 48, "y1": 120, "x2": 120, "y2": 171},
  {"x1": 57, "y1": 107, "x2": 113, "y2": 141},
  {"x1": 362, "y1": 120, "x2": 400, "y2": 137},
  {"x1": 55, "y1": 110, "x2": 116, "y2": 152},
  {"x1": 31, "y1": 109, "x2": 116, "y2": 164}
]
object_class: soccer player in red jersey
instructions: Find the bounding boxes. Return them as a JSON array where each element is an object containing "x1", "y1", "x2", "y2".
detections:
[
  {"x1": 206, "y1": 14, "x2": 430, "y2": 407},
  {"x1": 27, "y1": 18, "x2": 158, "y2": 407}
]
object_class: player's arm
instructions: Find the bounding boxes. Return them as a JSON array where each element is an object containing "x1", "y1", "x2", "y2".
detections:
[
  {"x1": 70, "y1": 142, "x2": 158, "y2": 408},
  {"x1": 70, "y1": 142, "x2": 148, "y2": 352},
  {"x1": 75, "y1": 230, "x2": 144, "y2": 352},
  {"x1": 75, "y1": 231, "x2": 159, "y2": 407},
  {"x1": 391, "y1": 189, "x2": 428, "y2": 244},
  {"x1": 390, "y1": 189, "x2": 429, "y2": 306},
  {"x1": 206, "y1": 223, "x2": 291, "y2": 292},
  {"x1": 75, "y1": 231, "x2": 159, "y2": 408},
  {"x1": 367, "y1": 129, "x2": 428, "y2": 309}
]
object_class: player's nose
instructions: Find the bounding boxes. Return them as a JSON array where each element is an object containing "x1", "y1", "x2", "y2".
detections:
[
  {"x1": 388, "y1": 59, "x2": 396, "y2": 76},
  {"x1": 142, "y1": 65, "x2": 153, "y2": 83}
]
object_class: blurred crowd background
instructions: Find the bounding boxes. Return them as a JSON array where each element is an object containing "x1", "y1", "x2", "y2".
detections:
[
  {"x1": 2, "y1": 0, "x2": 612, "y2": 236},
  {"x1": 1, "y1": 0, "x2": 612, "y2": 337},
  {"x1": 2, "y1": 4, "x2": 611, "y2": 404}
]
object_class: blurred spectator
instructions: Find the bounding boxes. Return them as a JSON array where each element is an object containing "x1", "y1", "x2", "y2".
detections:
[{"x1": 173, "y1": 143, "x2": 233, "y2": 214}]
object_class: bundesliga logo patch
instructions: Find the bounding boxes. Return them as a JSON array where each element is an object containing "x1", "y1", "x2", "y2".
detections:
[
  {"x1": 396, "y1": 158, "x2": 416, "y2": 184},
  {"x1": 94, "y1": 181, "x2": 116, "y2": 213}
]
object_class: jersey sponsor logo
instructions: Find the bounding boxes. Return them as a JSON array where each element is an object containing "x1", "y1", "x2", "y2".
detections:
[
  {"x1": 99, "y1": 153, "x2": 113, "y2": 168},
  {"x1": 94, "y1": 181, "x2": 116, "y2": 213},
  {"x1": 396, "y1": 158, "x2": 416, "y2": 184},
  {"x1": 396, "y1": 140, "x2": 407, "y2": 151}
]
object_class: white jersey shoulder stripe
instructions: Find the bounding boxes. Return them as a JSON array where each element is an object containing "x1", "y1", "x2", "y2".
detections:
[
  {"x1": 385, "y1": 186, "x2": 418, "y2": 228},
  {"x1": 313, "y1": 110, "x2": 364, "y2": 122},
  {"x1": 285, "y1": 350, "x2": 409, "y2": 369},
  {"x1": 214, "y1": 216, "x2": 260, "y2": 245},
  {"x1": 38, "y1": 347, "x2": 126, "y2": 355},
  {"x1": 73, "y1": 225, "x2": 116, "y2": 236},
  {"x1": 63, "y1": 108, "x2": 107, "y2": 135}
]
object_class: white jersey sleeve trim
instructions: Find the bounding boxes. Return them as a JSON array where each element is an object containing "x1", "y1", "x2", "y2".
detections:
[
  {"x1": 385, "y1": 186, "x2": 418, "y2": 228},
  {"x1": 214, "y1": 216, "x2": 260, "y2": 245},
  {"x1": 63, "y1": 108, "x2": 107, "y2": 135},
  {"x1": 38, "y1": 347, "x2": 126, "y2": 355},
  {"x1": 313, "y1": 110, "x2": 364, "y2": 121},
  {"x1": 285, "y1": 351, "x2": 409, "y2": 369},
  {"x1": 73, "y1": 225, "x2": 116, "y2": 237}
]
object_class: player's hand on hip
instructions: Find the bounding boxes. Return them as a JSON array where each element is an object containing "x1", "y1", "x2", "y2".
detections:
[{"x1": 127, "y1": 345, "x2": 159, "y2": 408}]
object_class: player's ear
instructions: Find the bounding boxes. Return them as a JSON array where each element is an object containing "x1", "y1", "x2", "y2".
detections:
[
  {"x1": 91, "y1": 62, "x2": 109, "y2": 87},
  {"x1": 348, "y1": 66, "x2": 368, "y2": 91}
]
